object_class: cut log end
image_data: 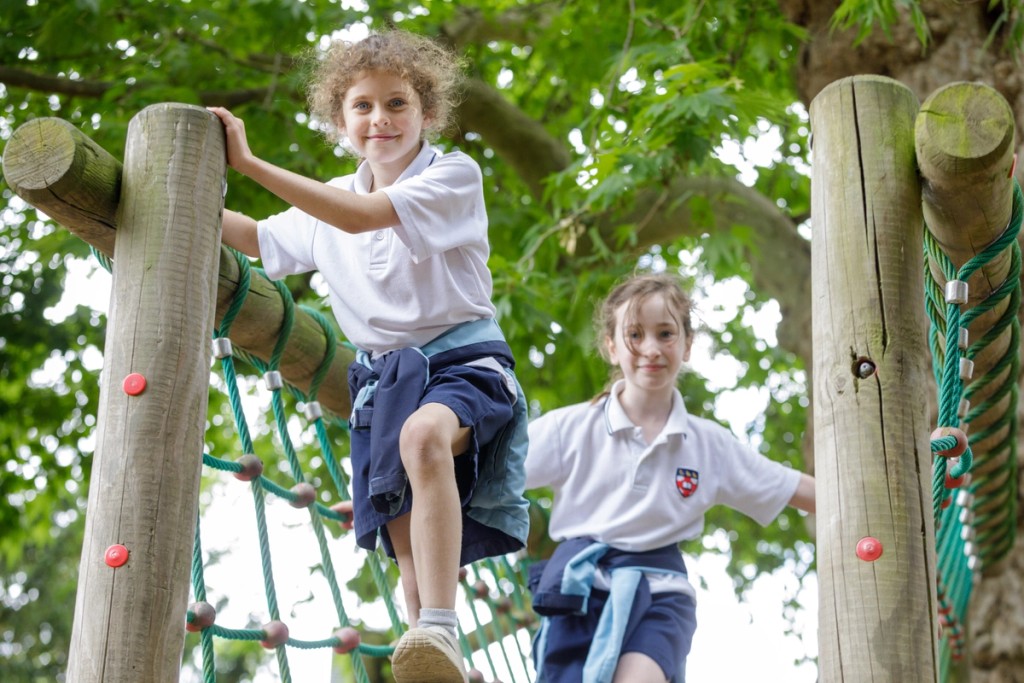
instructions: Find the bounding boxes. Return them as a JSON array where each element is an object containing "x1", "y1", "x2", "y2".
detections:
[
  {"x1": 916, "y1": 82, "x2": 1015, "y2": 177},
  {"x1": 2, "y1": 117, "x2": 79, "y2": 191}
]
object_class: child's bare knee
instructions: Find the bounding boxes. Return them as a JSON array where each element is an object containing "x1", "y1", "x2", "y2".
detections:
[{"x1": 399, "y1": 414, "x2": 450, "y2": 470}]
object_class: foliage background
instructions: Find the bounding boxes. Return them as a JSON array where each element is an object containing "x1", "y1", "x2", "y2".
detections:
[{"x1": 3, "y1": 0, "x2": 1024, "y2": 681}]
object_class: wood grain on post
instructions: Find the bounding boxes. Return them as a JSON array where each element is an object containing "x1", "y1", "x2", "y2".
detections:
[
  {"x1": 64, "y1": 103, "x2": 224, "y2": 683},
  {"x1": 810, "y1": 75, "x2": 937, "y2": 682},
  {"x1": 915, "y1": 82, "x2": 1018, "y2": 576},
  {"x1": 1, "y1": 116, "x2": 353, "y2": 418}
]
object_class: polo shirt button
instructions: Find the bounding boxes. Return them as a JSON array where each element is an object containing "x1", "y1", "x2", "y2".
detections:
[{"x1": 374, "y1": 231, "x2": 385, "y2": 240}]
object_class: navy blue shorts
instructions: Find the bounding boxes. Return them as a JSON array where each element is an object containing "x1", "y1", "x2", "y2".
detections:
[
  {"x1": 348, "y1": 359, "x2": 516, "y2": 563},
  {"x1": 535, "y1": 589, "x2": 697, "y2": 682}
]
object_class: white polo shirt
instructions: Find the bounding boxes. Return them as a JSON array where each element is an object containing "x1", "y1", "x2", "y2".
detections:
[
  {"x1": 525, "y1": 381, "x2": 802, "y2": 552},
  {"x1": 257, "y1": 142, "x2": 495, "y2": 353}
]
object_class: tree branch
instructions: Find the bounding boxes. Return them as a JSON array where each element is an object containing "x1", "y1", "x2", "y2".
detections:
[
  {"x1": 455, "y1": 77, "x2": 572, "y2": 199},
  {"x1": 0, "y1": 65, "x2": 283, "y2": 109}
]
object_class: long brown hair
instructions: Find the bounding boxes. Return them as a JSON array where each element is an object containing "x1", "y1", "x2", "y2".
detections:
[{"x1": 591, "y1": 273, "x2": 694, "y2": 403}]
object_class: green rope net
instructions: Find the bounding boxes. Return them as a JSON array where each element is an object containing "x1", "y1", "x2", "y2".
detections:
[
  {"x1": 181, "y1": 250, "x2": 537, "y2": 683},
  {"x1": 924, "y1": 179, "x2": 1022, "y2": 678}
]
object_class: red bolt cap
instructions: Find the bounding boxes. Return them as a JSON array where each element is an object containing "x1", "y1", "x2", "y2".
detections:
[
  {"x1": 332, "y1": 627, "x2": 361, "y2": 654},
  {"x1": 856, "y1": 536, "x2": 883, "y2": 562},
  {"x1": 944, "y1": 472, "x2": 965, "y2": 489},
  {"x1": 122, "y1": 373, "x2": 147, "y2": 396},
  {"x1": 105, "y1": 544, "x2": 129, "y2": 567}
]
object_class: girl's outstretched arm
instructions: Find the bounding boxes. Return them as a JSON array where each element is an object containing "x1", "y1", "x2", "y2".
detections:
[
  {"x1": 208, "y1": 106, "x2": 399, "y2": 233},
  {"x1": 789, "y1": 473, "x2": 816, "y2": 514}
]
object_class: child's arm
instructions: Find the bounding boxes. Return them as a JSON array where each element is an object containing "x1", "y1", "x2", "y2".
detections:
[
  {"x1": 209, "y1": 107, "x2": 399, "y2": 234},
  {"x1": 222, "y1": 208, "x2": 261, "y2": 258},
  {"x1": 788, "y1": 473, "x2": 816, "y2": 514}
]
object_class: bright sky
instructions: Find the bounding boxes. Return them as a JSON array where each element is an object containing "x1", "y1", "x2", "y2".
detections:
[{"x1": 50, "y1": 258, "x2": 818, "y2": 683}]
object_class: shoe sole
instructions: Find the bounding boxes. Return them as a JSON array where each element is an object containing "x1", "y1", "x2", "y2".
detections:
[{"x1": 391, "y1": 629, "x2": 468, "y2": 683}]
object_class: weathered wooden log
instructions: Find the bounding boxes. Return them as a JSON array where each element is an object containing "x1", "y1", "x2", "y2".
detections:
[
  {"x1": 1, "y1": 116, "x2": 353, "y2": 418},
  {"x1": 811, "y1": 75, "x2": 937, "y2": 682},
  {"x1": 915, "y1": 81, "x2": 1018, "y2": 577},
  {"x1": 64, "y1": 103, "x2": 223, "y2": 683}
]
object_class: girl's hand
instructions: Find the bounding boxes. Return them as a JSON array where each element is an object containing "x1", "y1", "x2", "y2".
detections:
[
  {"x1": 208, "y1": 106, "x2": 257, "y2": 175},
  {"x1": 331, "y1": 499, "x2": 355, "y2": 530}
]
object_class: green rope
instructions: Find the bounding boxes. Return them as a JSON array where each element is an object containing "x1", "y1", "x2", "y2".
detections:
[
  {"x1": 84, "y1": 216, "x2": 527, "y2": 678},
  {"x1": 88, "y1": 246, "x2": 113, "y2": 273},
  {"x1": 925, "y1": 178, "x2": 1022, "y2": 674},
  {"x1": 188, "y1": 516, "x2": 216, "y2": 683},
  {"x1": 183, "y1": 263, "x2": 533, "y2": 681}
]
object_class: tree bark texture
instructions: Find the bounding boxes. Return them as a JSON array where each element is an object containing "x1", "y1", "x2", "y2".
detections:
[
  {"x1": 811, "y1": 75, "x2": 936, "y2": 682},
  {"x1": 1, "y1": 117, "x2": 353, "y2": 418},
  {"x1": 65, "y1": 103, "x2": 224, "y2": 683}
]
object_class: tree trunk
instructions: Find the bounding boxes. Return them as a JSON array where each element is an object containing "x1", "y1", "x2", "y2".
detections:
[
  {"x1": 811, "y1": 75, "x2": 937, "y2": 682},
  {"x1": 65, "y1": 103, "x2": 224, "y2": 683}
]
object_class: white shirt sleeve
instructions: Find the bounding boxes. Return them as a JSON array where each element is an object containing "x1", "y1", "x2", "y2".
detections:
[
  {"x1": 382, "y1": 152, "x2": 487, "y2": 263},
  {"x1": 525, "y1": 410, "x2": 568, "y2": 490},
  {"x1": 713, "y1": 428, "x2": 802, "y2": 526},
  {"x1": 257, "y1": 206, "x2": 322, "y2": 280}
]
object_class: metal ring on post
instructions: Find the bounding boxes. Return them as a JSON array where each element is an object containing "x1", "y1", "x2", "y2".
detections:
[
  {"x1": 264, "y1": 371, "x2": 283, "y2": 391},
  {"x1": 958, "y1": 398, "x2": 971, "y2": 418},
  {"x1": 302, "y1": 401, "x2": 323, "y2": 422},
  {"x1": 944, "y1": 279, "x2": 969, "y2": 304},
  {"x1": 212, "y1": 337, "x2": 233, "y2": 359},
  {"x1": 957, "y1": 327, "x2": 969, "y2": 350},
  {"x1": 958, "y1": 357, "x2": 974, "y2": 380}
]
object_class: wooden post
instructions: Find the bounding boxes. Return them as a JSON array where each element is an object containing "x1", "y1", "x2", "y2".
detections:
[
  {"x1": 915, "y1": 81, "x2": 1018, "y2": 576},
  {"x1": 1, "y1": 116, "x2": 354, "y2": 418},
  {"x1": 810, "y1": 76, "x2": 937, "y2": 681},
  {"x1": 64, "y1": 103, "x2": 224, "y2": 683}
]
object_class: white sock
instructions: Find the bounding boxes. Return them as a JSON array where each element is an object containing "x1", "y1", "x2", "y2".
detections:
[{"x1": 418, "y1": 607, "x2": 459, "y2": 637}]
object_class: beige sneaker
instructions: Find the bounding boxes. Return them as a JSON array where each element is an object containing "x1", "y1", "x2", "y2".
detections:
[{"x1": 391, "y1": 626, "x2": 468, "y2": 683}]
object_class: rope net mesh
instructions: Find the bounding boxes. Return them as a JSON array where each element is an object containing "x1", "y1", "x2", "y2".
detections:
[{"x1": 180, "y1": 250, "x2": 536, "y2": 683}]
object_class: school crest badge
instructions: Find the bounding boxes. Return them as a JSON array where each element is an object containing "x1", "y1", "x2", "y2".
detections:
[{"x1": 676, "y1": 468, "x2": 699, "y2": 499}]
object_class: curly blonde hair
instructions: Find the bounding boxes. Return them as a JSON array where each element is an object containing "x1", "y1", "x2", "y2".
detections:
[{"x1": 306, "y1": 30, "x2": 464, "y2": 145}]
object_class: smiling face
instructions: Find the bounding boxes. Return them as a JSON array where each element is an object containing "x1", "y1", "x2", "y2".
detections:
[
  {"x1": 338, "y1": 69, "x2": 428, "y2": 184},
  {"x1": 606, "y1": 292, "x2": 693, "y2": 399}
]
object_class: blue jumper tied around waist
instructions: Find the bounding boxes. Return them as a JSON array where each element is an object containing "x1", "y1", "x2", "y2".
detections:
[
  {"x1": 529, "y1": 538, "x2": 690, "y2": 683},
  {"x1": 347, "y1": 318, "x2": 530, "y2": 566}
]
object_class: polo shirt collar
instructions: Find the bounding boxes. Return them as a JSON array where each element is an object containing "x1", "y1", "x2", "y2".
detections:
[
  {"x1": 353, "y1": 141, "x2": 436, "y2": 193},
  {"x1": 603, "y1": 379, "x2": 690, "y2": 436}
]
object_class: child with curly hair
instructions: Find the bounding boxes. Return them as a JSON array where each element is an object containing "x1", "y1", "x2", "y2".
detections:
[{"x1": 211, "y1": 29, "x2": 529, "y2": 683}]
